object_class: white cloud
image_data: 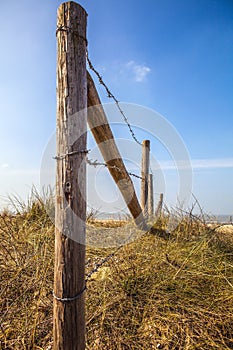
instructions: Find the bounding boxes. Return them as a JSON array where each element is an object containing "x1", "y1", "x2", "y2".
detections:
[{"x1": 126, "y1": 60, "x2": 151, "y2": 82}]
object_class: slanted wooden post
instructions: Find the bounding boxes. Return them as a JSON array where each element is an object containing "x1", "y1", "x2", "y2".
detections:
[
  {"x1": 87, "y1": 72, "x2": 147, "y2": 230},
  {"x1": 141, "y1": 140, "x2": 150, "y2": 218},
  {"x1": 148, "y1": 173, "x2": 154, "y2": 218},
  {"x1": 54, "y1": 2, "x2": 87, "y2": 350},
  {"x1": 155, "y1": 193, "x2": 164, "y2": 218}
]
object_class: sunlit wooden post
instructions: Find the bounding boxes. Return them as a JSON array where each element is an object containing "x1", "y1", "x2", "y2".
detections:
[
  {"x1": 54, "y1": 2, "x2": 87, "y2": 349},
  {"x1": 141, "y1": 140, "x2": 150, "y2": 218}
]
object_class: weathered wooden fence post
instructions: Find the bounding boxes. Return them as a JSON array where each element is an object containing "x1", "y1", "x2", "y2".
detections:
[
  {"x1": 54, "y1": 2, "x2": 87, "y2": 349},
  {"x1": 148, "y1": 173, "x2": 154, "y2": 218},
  {"x1": 155, "y1": 193, "x2": 164, "y2": 218},
  {"x1": 141, "y1": 140, "x2": 150, "y2": 218}
]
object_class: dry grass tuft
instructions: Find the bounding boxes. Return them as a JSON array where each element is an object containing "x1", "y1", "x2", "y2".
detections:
[
  {"x1": 0, "y1": 192, "x2": 54, "y2": 350},
  {"x1": 0, "y1": 192, "x2": 232, "y2": 349}
]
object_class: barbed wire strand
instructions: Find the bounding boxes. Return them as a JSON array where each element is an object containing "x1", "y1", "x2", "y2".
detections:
[
  {"x1": 86, "y1": 158, "x2": 143, "y2": 180},
  {"x1": 86, "y1": 53, "x2": 155, "y2": 177},
  {"x1": 57, "y1": 26, "x2": 141, "y2": 146},
  {"x1": 85, "y1": 220, "x2": 151, "y2": 282},
  {"x1": 53, "y1": 243, "x2": 124, "y2": 302},
  {"x1": 56, "y1": 27, "x2": 150, "y2": 174},
  {"x1": 53, "y1": 239, "x2": 124, "y2": 302},
  {"x1": 85, "y1": 245, "x2": 123, "y2": 281},
  {"x1": 86, "y1": 51, "x2": 142, "y2": 146}
]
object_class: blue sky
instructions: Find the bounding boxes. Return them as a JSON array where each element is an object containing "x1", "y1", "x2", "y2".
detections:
[{"x1": 0, "y1": 0, "x2": 232, "y2": 215}]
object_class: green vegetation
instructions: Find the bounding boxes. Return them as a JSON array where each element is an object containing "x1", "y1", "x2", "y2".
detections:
[{"x1": 0, "y1": 193, "x2": 232, "y2": 349}]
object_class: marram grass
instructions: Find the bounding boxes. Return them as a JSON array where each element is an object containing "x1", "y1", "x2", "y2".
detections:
[{"x1": 0, "y1": 192, "x2": 232, "y2": 349}]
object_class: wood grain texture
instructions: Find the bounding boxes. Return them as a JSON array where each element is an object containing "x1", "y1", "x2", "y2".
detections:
[
  {"x1": 87, "y1": 72, "x2": 147, "y2": 230},
  {"x1": 54, "y1": 2, "x2": 87, "y2": 349}
]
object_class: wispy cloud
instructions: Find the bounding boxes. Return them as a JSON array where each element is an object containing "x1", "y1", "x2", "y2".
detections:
[
  {"x1": 152, "y1": 158, "x2": 233, "y2": 171},
  {"x1": 191, "y1": 158, "x2": 233, "y2": 169},
  {"x1": 126, "y1": 60, "x2": 151, "y2": 82}
]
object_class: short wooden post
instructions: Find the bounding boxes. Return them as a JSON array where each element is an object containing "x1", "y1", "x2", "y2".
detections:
[
  {"x1": 155, "y1": 193, "x2": 164, "y2": 218},
  {"x1": 54, "y1": 2, "x2": 87, "y2": 350},
  {"x1": 141, "y1": 140, "x2": 150, "y2": 218},
  {"x1": 87, "y1": 72, "x2": 147, "y2": 230},
  {"x1": 148, "y1": 174, "x2": 154, "y2": 218}
]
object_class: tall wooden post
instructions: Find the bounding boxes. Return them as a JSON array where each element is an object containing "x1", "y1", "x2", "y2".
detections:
[
  {"x1": 54, "y1": 2, "x2": 87, "y2": 350},
  {"x1": 87, "y1": 72, "x2": 147, "y2": 230},
  {"x1": 141, "y1": 140, "x2": 150, "y2": 218},
  {"x1": 148, "y1": 174, "x2": 154, "y2": 218}
]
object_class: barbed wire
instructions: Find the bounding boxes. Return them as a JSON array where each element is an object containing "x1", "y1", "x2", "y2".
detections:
[
  {"x1": 54, "y1": 153, "x2": 143, "y2": 180},
  {"x1": 86, "y1": 51, "x2": 142, "y2": 146},
  {"x1": 53, "y1": 238, "x2": 125, "y2": 302},
  {"x1": 57, "y1": 26, "x2": 142, "y2": 146},
  {"x1": 54, "y1": 236, "x2": 138, "y2": 301},
  {"x1": 85, "y1": 245, "x2": 123, "y2": 281},
  {"x1": 54, "y1": 229, "x2": 143, "y2": 301},
  {"x1": 87, "y1": 157, "x2": 143, "y2": 180},
  {"x1": 86, "y1": 53, "x2": 155, "y2": 178},
  {"x1": 85, "y1": 220, "x2": 151, "y2": 282},
  {"x1": 56, "y1": 27, "x2": 149, "y2": 168}
]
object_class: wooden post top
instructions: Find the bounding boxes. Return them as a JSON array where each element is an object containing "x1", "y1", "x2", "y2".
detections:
[
  {"x1": 142, "y1": 140, "x2": 150, "y2": 149},
  {"x1": 58, "y1": 1, "x2": 87, "y2": 13}
]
